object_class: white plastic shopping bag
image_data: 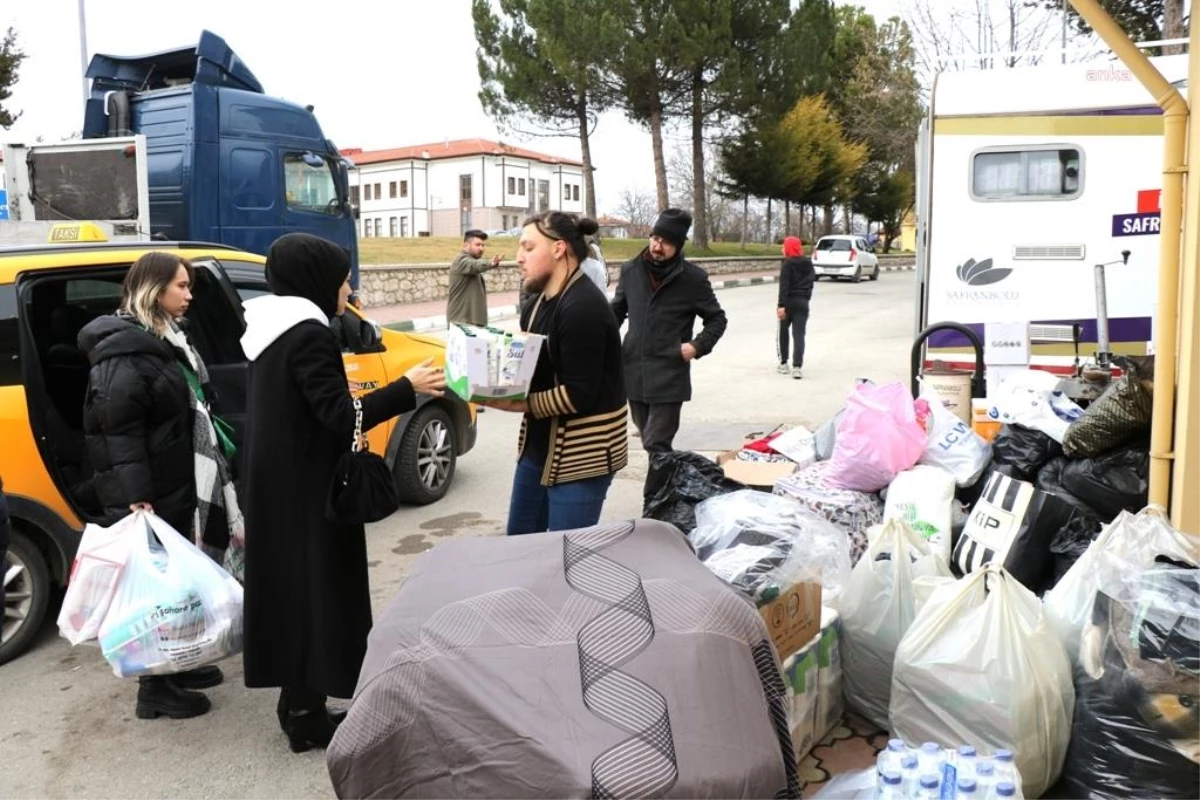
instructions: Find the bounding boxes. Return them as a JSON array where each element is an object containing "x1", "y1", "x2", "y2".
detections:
[
  {"x1": 918, "y1": 393, "x2": 992, "y2": 486},
  {"x1": 833, "y1": 518, "x2": 952, "y2": 730},
  {"x1": 1043, "y1": 506, "x2": 1200, "y2": 662},
  {"x1": 890, "y1": 565, "x2": 1075, "y2": 799},
  {"x1": 97, "y1": 512, "x2": 243, "y2": 678},
  {"x1": 57, "y1": 513, "x2": 142, "y2": 645},
  {"x1": 882, "y1": 465, "x2": 956, "y2": 561}
]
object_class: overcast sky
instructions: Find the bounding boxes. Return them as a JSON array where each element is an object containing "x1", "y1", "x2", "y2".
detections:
[{"x1": 3, "y1": 0, "x2": 903, "y2": 214}]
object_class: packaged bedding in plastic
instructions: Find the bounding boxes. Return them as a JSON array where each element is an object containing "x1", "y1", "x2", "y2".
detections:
[
  {"x1": 773, "y1": 463, "x2": 884, "y2": 565},
  {"x1": 691, "y1": 489, "x2": 852, "y2": 604},
  {"x1": 1043, "y1": 506, "x2": 1200, "y2": 662},
  {"x1": 1059, "y1": 561, "x2": 1199, "y2": 799}
]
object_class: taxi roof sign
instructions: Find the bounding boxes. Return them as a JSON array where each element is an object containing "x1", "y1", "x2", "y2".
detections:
[{"x1": 48, "y1": 222, "x2": 109, "y2": 243}]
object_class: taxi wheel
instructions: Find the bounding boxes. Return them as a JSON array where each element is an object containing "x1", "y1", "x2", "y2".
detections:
[
  {"x1": 394, "y1": 405, "x2": 457, "y2": 505},
  {"x1": 0, "y1": 530, "x2": 51, "y2": 666}
]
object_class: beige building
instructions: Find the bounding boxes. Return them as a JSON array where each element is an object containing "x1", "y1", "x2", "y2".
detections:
[{"x1": 343, "y1": 138, "x2": 585, "y2": 238}]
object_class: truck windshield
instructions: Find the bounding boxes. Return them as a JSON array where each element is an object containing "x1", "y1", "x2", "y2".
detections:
[{"x1": 284, "y1": 154, "x2": 341, "y2": 215}]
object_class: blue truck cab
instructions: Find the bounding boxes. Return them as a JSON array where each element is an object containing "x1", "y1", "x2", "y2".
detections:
[{"x1": 82, "y1": 31, "x2": 360, "y2": 286}]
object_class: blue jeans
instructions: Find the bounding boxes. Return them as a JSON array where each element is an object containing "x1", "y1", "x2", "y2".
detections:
[{"x1": 506, "y1": 456, "x2": 614, "y2": 535}]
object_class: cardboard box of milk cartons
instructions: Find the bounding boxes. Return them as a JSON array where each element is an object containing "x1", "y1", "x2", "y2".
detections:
[{"x1": 445, "y1": 324, "x2": 546, "y2": 402}]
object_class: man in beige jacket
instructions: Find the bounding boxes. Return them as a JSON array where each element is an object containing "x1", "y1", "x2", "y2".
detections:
[{"x1": 447, "y1": 229, "x2": 503, "y2": 326}]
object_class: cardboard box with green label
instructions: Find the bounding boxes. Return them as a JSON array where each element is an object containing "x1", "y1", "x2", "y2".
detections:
[{"x1": 446, "y1": 324, "x2": 546, "y2": 402}]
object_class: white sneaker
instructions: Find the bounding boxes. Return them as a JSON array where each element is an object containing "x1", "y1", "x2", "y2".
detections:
[
  {"x1": 792, "y1": 367, "x2": 803, "y2": 379},
  {"x1": 777, "y1": 363, "x2": 789, "y2": 374}
]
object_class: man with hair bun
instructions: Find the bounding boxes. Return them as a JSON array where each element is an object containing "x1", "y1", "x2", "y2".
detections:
[{"x1": 479, "y1": 212, "x2": 628, "y2": 535}]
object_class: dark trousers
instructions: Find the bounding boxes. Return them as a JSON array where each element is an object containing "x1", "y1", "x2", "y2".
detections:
[
  {"x1": 778, "y1": 307, "x2": 810, "y2": 368},
  {"x1": 629, "y1": 401, "x2": 683, "y2": 454}
]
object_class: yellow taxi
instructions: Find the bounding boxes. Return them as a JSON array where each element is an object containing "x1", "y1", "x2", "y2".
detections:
[{"x1": 0, "y1": 225, "x2": 476, "y2": 664}]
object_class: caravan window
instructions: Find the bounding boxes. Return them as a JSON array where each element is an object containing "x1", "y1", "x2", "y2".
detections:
[{"x1": 971, "y1": 147, "x2": 1082, "y2": 201}]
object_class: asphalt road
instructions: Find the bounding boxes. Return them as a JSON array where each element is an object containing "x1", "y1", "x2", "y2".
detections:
[{"x1": 0, "y1": 272, "x2": 917, "y2": 799}]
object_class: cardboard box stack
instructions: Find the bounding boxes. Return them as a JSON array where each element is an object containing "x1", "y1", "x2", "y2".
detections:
[{"x1": 781, "y1": 605, "x2": 844, "y2": 762}]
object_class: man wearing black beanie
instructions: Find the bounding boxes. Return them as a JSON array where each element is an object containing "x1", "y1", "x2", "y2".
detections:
[{"x1": 612, "y1": 208, "x2": 727, "y2": 453}]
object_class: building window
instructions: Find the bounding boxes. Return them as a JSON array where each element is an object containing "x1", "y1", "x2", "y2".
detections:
[
  {"x1": 518, "y1": 178, "x2": 526, "y2": 196},
  {"x1": 971, "y1": 147, "x2": 1083, "y2": 201},
  {"x1": 350, "y1": 185, "x2": 360, "y2": 206},
  {"x1": 460, "y1": 174, "x2": 473, "y2": 203},
  {"x1": 400, "y1": 180, "x2": 408, "y2": 198},
  {"x1": 390, "y1": 217, "x2": 398, "y2": 237},
  {"x1": 389, "y1": 181, "x2": 398, "y2": 199},
  {"x1": 374, "y1": 218, "x2": 382, "y2": 237},
  {"x1": 373, "y1": 183, "x2": 382, "y2": 200},
  {"x1": 363, "y1": 219, "x2": 372, "y2": 237},
  {"x1": 363, "y1": 184, "x2": 372, "y2": 201},
  {"x1": 573, "y1": 184, "x2": 581, "y2": 202},
  {"x1": 400, "y1": 216, "x2": 409, "y2": 237},
  {"x1": 508, "y1": 177, "x2": 516, "y2": 195}
]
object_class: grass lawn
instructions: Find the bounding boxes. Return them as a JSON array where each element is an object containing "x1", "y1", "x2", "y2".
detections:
[{"x1": 358, "y1": 236, "x2": 785, "y2": 265}]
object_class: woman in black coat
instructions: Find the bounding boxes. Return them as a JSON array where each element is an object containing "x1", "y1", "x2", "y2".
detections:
[
  {"x1": 79, "y1": 252, "x2": 238, "y2": 721},
  {"x1": 776, "y1": 236, "x2": 816, "y2": 379},
  {"x1": 239, "y1": 233, "x2": 444, "y2": 754}
]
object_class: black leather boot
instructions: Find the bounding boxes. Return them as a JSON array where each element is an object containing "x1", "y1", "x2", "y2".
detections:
[
  {"x1": 136, "y1": 676, "x2": 211, "y2": 720},
  {"x1": 280, "y1": 686, "x2": 345, "y2": 753},
  {"x1": 169, "y1": 665, "x2": 224, "y2": 690}
]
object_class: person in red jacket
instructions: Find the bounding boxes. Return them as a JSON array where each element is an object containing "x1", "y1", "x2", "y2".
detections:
[{"x1": 776, "y1": 236, "x2": 816, "y2": 379}]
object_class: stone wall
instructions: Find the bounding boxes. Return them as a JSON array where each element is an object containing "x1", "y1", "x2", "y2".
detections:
[{"x1": 358, "y1": 254, "x2": 914, "y2": 308}]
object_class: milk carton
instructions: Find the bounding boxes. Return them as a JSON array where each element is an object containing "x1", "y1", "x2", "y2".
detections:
[
  {"x1": 815, "y1": 605, "x2": 844, "y2": 742},
  {"x1": 445, "y1": 324, "x2": 545, "y2": 401},
  {"x1": 783, "y1": 636, "x2": 821, "y2": 761}
]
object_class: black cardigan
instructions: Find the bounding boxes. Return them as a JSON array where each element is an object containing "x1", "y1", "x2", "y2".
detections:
[{"x1": 518, "y1": 269, "x2": 628, "y2": 486}]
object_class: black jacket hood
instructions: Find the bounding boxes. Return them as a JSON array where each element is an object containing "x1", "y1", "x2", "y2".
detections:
[{"x1": 78, "y1": 314, "x2": 176, "y2": 366}]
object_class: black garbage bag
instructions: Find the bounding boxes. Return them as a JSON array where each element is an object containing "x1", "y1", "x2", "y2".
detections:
[
  {"x1": 1038, "y1": 457, "x2": 1106, "y2": 520},
  {"x1": 1060, "y1": 566, "x2": 1200, "y2": 800},
  {"x1": 1062, "y1": 443, "x2": 1150, "y2": 520},
  {"x1": 1037, "y1": 457, "x2": 1106, "y2": 584},
  {"x1": 1048, "y1": 513, "x2": 1105, "y2": 586},
  {"x1": 991, "y1": 424, "x2": 1063, "y2": 483},
  {"x1": 643, "y1": 451, "x2": 745, "y2": 535},
  {"x1": 1063, "y1": 356, "x2": 1155, "y2": 458}
]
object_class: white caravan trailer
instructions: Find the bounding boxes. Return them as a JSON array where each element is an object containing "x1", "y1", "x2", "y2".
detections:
[{"x1": 915, "y1": 53, "x2": 1189, "y2": 383}]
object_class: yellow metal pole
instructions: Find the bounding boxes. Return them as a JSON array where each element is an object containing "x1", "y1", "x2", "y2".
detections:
[
  {"x1": 1067, "y1": 0, "x2": 1187, "y2": 512},
  {"x1": 1170, "y1": 12, "x2": 1199, "y2": 531}
]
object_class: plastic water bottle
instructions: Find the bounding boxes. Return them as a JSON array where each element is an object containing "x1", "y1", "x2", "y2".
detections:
[
  {"x1": 974, "y1": 761, "x2": 995, "y2": 798},
  {"x1": 918, "y1": 742, "x2": 944, "y2": 776},
  {"x1": 993, "y1": 750, "x2": 1017, "y2": 789},
  {"x1": 900, "y1": 755, "x2": 921, "y2": 799},
  {"x1": 957, "y1": 746, "x2": 978, "y2": 782},
  {"x1": 993, "y1": 780, "x2": 1017, "y2": 799},
  {"x1": 957, "y1": 777, "x2": 979, "y2": 798},
  {"x1": 878, "y1": 770, "x2": 903, "y2": 800},
  {"x1": 877, "y1": 739, "x2": 909, "y2": 791},
  {"x1": 917, "y1": 774, "x2": 941, "y2": 800}
]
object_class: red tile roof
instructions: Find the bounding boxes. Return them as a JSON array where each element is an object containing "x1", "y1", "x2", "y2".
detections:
[{"x1": 343, "y1": 138, "x2": 583, "y2": 168}]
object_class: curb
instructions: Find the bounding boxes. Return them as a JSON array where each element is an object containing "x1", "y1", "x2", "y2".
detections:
[{"x1": 384, "y1": 265, "x2": 915, "y2": 333}]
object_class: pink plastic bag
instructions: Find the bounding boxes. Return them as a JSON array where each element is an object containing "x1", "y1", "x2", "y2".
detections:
[{"x1": 826, "y1": 382, "x2": 927, "y2": 493}]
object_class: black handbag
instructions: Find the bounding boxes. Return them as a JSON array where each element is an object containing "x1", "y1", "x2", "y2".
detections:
[{"x1": 326, "y1": 397, "x2": 400, "y2": 524}]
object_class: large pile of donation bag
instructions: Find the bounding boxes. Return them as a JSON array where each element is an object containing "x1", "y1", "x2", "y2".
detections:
[{"x1": 645, "y1": 369, "x2": 1197, "y2": 799}]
